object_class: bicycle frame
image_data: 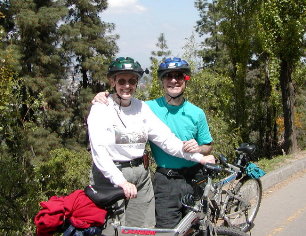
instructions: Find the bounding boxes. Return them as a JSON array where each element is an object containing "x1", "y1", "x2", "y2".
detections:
[
  {"x1": 111, "y1": 207, "x2": 204, "y2": 236},
  {"x1": 94, "y1": 144, "x2": 258, "y2": 236},
  {"x1": 203, "y1": 162, "x2": 256, "y2": 229},
  {"x1": 106, "y1": 166, "x2": 241, "y2": 236}
]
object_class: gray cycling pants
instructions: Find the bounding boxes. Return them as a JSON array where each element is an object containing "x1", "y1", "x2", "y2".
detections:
[{"x1": 91, "y1": 163, "x2": 155, "y2": 234}]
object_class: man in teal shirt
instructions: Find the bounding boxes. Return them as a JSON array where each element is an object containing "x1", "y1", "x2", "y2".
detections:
[
  {"x1": 147, "y1": 96, "x2": 212, "y2": 170},
  {"x1": 148, "y1": 58, "x2": 213, "y2": 228},
  {"x1": 92, "y1": 57, "x2": 214, "y2": 228}
]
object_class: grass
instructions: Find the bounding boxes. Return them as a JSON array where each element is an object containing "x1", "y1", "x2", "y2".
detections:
[{"x1": 255, "y1": 149, "x2": 306, "y2": 173}]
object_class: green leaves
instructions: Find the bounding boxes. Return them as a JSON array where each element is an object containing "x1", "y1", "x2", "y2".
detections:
[
  {"x1": 35, "y1": 148, "x2": 92, "y2": 197},
  {"x1": 185, "y1": 69, "x2": 240, "y2": 157},
  {"x1": 259, "y1": 0, "x2": 306, "y2": 63}
]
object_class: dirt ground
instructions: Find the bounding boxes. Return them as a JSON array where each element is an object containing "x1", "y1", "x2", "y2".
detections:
[
  {"x1": 285, "y1": 149, "x2": 306, "y2": 162},
  {"x1": 263, "y1": 150, "x2": 306, "y2": 197}
]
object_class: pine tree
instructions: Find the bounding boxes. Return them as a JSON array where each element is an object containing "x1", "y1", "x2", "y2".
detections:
[
  {"x1": 151, "y1": 33, "x2": 171, "y2": 61},
  {"x1": 182, "y1": 31, "x2": 202, "y2": 71},
  {"x1": 0, "y1": 13, "x2": 42, "y2": 233},
  {"x1": 61, "y1": 0, "x2": 119, "y2": 89},
  {"x1": 59, "y1": 0, "x2": 119, "y2": 148},
  {"x1": 195, "y1": 0, "x2": 227, "y2": 69},
  {"x1": 0, "y1": 1, "x2": 120, "y2": 233},
  {"x1": 8, "y1": 0, "x2": 69, "y2": 161},
  {"x1": 149, "y1": 33, "x2": 171, "y2": 100}
]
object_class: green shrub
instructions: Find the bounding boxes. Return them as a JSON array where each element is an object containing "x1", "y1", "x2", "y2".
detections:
[{"x1": 35, "y1": 148, "x2": 92, "y2": 197}]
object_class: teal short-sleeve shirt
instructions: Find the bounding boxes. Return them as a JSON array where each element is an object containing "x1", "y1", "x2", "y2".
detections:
[{"x1": 146, "y1": 97, "x2": 213, "y2": 169}]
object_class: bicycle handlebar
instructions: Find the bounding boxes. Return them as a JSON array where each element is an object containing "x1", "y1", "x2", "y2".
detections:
[{"x1": 203, "y1": 163, "x2": 223, "y2": 173}]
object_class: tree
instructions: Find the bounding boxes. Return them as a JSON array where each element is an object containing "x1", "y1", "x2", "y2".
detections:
[
  {"x1": 8, "y1": 0, "x2": 68, "y2": 161},
  {"x1": 0, "y1": 2, "x2": 119, "y2": 233},
  {"x1": 195, "y1": 0, "x2": 227, "y2": 69},
  {"x1": 1, "y1": 0, "x2": 119, "y2": 160},
  {"x1": 258, "y1": 0, "x2": 306, "y2": 154},
  {"x1": 148, "y1": 33, "x2": 171, "y2": 99},
  {"x1": 62, "y1": 0, "x2": 119, "y2": 89},
  {"x1": 182, "y1": 31, "x2": 202, "y2": 71},
  {"x1": 185, "y1": 69, "x2": 241, "y2": 158},
  {"x1": 0, "y1": 18, "x2": 42, "y2": 234},
  {"x1": 217, "y1": 0, "x2": 262, "y2": 141},
  {"x1": 58, "y1": 0, "x2": 119, "y2": 149},
  {"x1": 151, "y1": 33, "x2": 171, "y2": 61}
]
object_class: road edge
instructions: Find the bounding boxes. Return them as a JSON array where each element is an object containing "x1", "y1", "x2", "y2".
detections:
[{"x1": 260, "y1": 156, "x2": 306, "y2": 191}]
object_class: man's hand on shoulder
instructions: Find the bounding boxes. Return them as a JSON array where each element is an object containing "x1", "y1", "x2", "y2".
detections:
[{"x1": 92, "y1": 91, "x2": 110, "y2": 105}]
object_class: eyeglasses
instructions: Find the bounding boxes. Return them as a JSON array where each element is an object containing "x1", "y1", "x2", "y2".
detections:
[
  {"x1": 117, "y1": 78, "x2": 138, "y2": 86},
  {"x1": 163, "y1": 72, "x2": 185, "y2": 81}
]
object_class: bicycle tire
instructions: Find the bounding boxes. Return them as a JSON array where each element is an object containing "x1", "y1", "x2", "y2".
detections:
[
  {"x1": 224, "y1": 177, "x2": 262, "y2": 232},
  {"x1": 193, "y1": 226, "x2": 249, "y2": 236},
  {"x1": 215, "y1": 226, "x2": 249, "y2": 236}
]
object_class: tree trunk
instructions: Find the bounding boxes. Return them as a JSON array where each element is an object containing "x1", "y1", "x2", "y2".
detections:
[
  {"x1": 81, "y1": 68, "x2": 88, "y2": 88},
  {"x1": 264, "y1": 63, "x2": 273, "y2": 158},
  {"x1": 232, "y1": 63, "x2": 248, "y2": 141},
  {"x1": 279, "y1": 60, "x2": 298, "y2": 154}
]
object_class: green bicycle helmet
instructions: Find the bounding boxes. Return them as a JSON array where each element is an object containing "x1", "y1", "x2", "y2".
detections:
[
  {"x1": 107, "y1": 57, "x2": 145, "y2": 78},
  {"x1": 157, "y1": 57, "x2": 191, "y2": 80}
]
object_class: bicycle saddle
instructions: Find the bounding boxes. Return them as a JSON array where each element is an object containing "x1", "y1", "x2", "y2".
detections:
[
  {"x1": 236, "y1": 143, "x2": 256, "y2": 154},
  {"x1": 85, "y1": 184, "x2": 125, "y2": 208}
]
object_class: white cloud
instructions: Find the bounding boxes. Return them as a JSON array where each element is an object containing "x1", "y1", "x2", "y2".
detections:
[{"x1": 107, "y1": 0, "x2": 147, "y2": 13}]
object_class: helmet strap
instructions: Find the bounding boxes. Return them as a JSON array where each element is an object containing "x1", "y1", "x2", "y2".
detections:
[
  {"x1": 166, "y1": 92, "x2": 184, "y2": 104},
  {"x1": 164, "y1": 80, "x2": 187, "y2": 104},
  {"x1": 113, "y1": 88, "x2": 131, "y2": 109}
]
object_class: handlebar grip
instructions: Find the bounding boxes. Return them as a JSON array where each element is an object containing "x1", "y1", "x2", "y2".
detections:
[{"x1": 204, "y1": 163, "x2": 223, "y2": 173}]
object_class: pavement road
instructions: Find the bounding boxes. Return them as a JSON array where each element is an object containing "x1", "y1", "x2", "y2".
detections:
[{"x1": 250, "y1": 167, "x2": 306, "y2": 236}]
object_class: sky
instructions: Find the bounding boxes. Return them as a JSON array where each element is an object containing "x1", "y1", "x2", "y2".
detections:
[{"x1": 101, "y1": 0, "x2": 202, "y2": 70}]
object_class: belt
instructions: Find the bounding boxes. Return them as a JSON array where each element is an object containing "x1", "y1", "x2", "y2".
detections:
[
  {"x1": 156, "y1": 164, "x2": 201, "y2": 179},
  {"x1": 114, "y1": 157, "x2": 143, "y2": 168}
]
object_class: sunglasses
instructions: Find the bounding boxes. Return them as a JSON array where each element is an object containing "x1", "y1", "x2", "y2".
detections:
[
  {"x1": 116, "y1": 78, "x2": 138, "y2": 86},
  {"x1": 163, "y1": 72, "x2": 185, "y2": 81}
]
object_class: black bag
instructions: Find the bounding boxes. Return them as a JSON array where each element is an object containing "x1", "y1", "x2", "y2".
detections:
[{"x1": 85, "y1": 185, "x2": 125, "y2": 208}]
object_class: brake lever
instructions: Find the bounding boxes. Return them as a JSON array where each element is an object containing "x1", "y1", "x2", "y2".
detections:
[{"x1": 218, "y1": 154, "x2": 229, "y2": 167}]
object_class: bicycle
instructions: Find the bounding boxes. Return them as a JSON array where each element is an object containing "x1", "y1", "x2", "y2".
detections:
[
  {"x1": 83, "y1": 146, "x2": 263, "y2": 236},
  {"x1": 83, "y1": 180, "x2": 249, "y2": 236},
  {"x1": 188, "y1": 143, "x2": 263, "y2": 232},
  {"x1": 78, "y1": 143, "x2": 264, "y2": 236}
]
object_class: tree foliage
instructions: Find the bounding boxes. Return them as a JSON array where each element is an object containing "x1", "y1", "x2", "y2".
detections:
[
  {"x1": 195, "y1": 0, "x2": 305, "y2": 156},
  {"x1": 0, "y1": 1, "x2": 118, "y2": 233},
  {"x1": 61, "y1": 0, "x2": 119, "y2": 89},
  {"x1": 258, "y1": 0, "x2": 306, "y2": 153},
  {"x1": 35, "y1": 148, "x2": 92, "y2": 197},
  {"x1": 0, "y1": 148, "x2": 91, "y2": 235},
  {"x1": 150, "y1": 33, "x2": 171, "y2": 60},
  {"x1": 185, "y1": 69, "x2": 241, "y2": 158},
  {"x1": 148, "y1": 33, "x2": 171, "y2": 100},
  {"x1": 195, "y1": 0, "x2": 228, "y2": 69}
]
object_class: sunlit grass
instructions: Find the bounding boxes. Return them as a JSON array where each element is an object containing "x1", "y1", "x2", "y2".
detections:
[{"x1": 256, "y1": 150, "x2": 306, "y2": 173}]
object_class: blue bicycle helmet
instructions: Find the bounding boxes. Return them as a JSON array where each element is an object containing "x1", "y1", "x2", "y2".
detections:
[{"x1": 157, "y1": 57, "x2": 191, "y2": 80}]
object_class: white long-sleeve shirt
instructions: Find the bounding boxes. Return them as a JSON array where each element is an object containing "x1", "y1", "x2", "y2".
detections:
[{"x1": 87, "y1": 96, "x2": 203, "y2": 186}]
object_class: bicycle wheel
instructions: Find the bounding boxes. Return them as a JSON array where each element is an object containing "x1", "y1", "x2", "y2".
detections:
[
  {"x1": 224, "y1": 177, "x2": 262, "y2": 232},
  {"x1": 215, "y1": 226, "x2": 249, "y2": 236},
  {"x1": 194, "y1": 226, "x2": 249, "y2": 236}
]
